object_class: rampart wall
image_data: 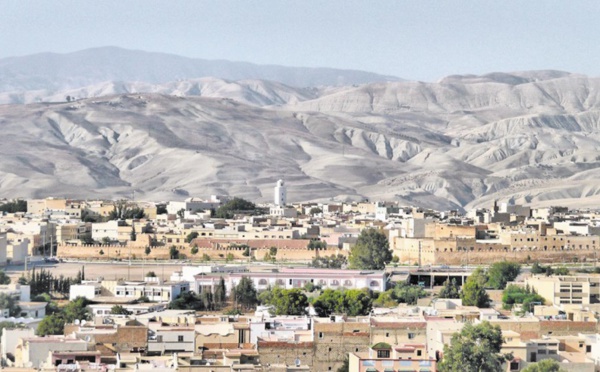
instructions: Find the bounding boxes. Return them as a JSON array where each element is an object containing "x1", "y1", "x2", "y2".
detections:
[{"x1": 432, "y1": 246, "x2": 600, "y2": 265}]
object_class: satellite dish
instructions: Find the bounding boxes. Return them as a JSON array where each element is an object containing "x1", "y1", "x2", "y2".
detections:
[
  {"x1": 74, "y1": 319, "x2": 80, "y2": 325},
  {"x1": 81, "y1": 320, "x2": 87, "y2": 326},
  {"x1": 85, "y1": 336, "x2": 91, "y2": 342},
  {"x1": 295, "y1": 358, "x2": 301, "y2": 367}
]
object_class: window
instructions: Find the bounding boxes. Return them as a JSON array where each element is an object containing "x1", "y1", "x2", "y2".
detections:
[
  {"x1": 377, "y1": 350, "x2": 390, "y2": 358},
  {"x1": 178, "y1": 335, "x2": 184, "y2": 342},
  {"x1": 408, "y1": 333, "x2": 415, "y2": 339},
  {"x1": 258, "y1": 279, "x2": 268, "y2": 285},
  {"x1": 318, "y1": 332, "x2": 324, "y2": 339},
  {"x1": 417, "y1": 350, "x2": 422, "y2": 356},
  {"x1": 385, "y1": 332, "x2": 389, "y2": 337}
]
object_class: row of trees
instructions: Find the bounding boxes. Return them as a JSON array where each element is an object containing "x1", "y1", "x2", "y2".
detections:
[
  {"x1": 0, "y1": 200, "x2": 27, "y2": 213},
  {"x1": 218, "y1": 275, "x2": 429, "y2": 316},
  {"x1": 531, "y1": 262, "x2": 570, "y2": 276},
  {"x1": 28, "y1": 266, "x2": 85, "y2": 297}
]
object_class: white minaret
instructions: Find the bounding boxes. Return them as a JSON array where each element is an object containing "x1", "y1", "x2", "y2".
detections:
[{"x1": 274, "y1": 179, "x2": 287, "y2": 206}]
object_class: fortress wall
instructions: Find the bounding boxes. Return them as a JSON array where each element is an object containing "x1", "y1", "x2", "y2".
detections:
[{"x1": 432, "y1": 248, "x2": 599, "y2": 265}]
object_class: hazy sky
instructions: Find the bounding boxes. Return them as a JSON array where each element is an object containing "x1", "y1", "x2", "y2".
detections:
[{"x1": 1, "y1": 0, "x2": 598, "y2": 81}]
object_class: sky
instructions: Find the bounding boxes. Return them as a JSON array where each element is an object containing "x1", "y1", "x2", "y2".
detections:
[{"x1": 1, "y1": 0, "x2": 598, "y2": 81}]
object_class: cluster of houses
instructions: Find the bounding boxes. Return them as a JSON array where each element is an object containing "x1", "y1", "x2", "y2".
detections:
[
  {"x1": 6, "y1": 265, "x2": 600, "y2": 371},
  {"x1": 4, "y1": 184, "x2": 600, "y2": 370}
]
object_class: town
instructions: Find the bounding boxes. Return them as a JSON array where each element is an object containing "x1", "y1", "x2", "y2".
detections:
[{"x1": 1, "y1": 181, "x2": 600, "y2": 371}]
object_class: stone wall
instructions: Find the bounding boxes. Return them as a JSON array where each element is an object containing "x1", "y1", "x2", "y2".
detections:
[
  {"x1": 57, "y1": 242, "x2": 347, "y2": 263},
  {"x1": 257, "y1": 341, "x2": 314, "y2": 366},
  {"x1": 433, "y1": 247, "x2": 600, "y2": 265},
  {"x1": 57, "y1": 244, "x2": 178, "y2": 260}
]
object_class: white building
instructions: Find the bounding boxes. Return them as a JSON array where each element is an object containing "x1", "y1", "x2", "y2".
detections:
[
  {"x1": 0, "y1": 284, "x2": 31, "y2": 302},
  {"x1": 69, "y1": 282, "x2": 102, "y2": 301},
  {"x1": 147, "y1": 326, "x2": 195, "y2": 354},
  {"x1": 1, "y1": 328, "x2": 35, "y2": 364},
  {"x1": 7, "y1": 237, "x2": 29, "y2": 264},
  {"x1": 274, "y1": 179, "x2": 286, "y2": 206},
  {"x1": 17, "y1": 302, "x2": 46, "y2": 318},
  {"x1": 89, "y1": 302, "x2": 167, "y2": 318},
  {"x1": 91, "y1": 220, "x2": 119, "y2": 242},
  {"x1": 193, "y1": 268, "x2": 387, "y2": 295},
  {"x1": 166, "y1": 198, "x2": 222, "y2": 216},
  {"x1": 14, "y1": 335, "x2": 87, "y2": 368},
  {"x1": 113, "y1": 279, "x2": 189, "y2": 302},
  {"x1": 0, "y1": 233, "x2": 7, "y2": 265}
]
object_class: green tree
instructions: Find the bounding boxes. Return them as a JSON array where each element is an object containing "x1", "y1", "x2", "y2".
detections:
[
  {"x1": 232, "y1": 277, "x2": 258, "y2": 311},
  {"x1": 37, "y1": 314, "x2": 66, "y2": 336},
  {"x1": 214, "y1": 277, "x2": 227, "y2": 307},
  {"x1": 130, "y1": 225, "x2": 137, "y2": 242},
  {"x1": 242, "y1": 245, "x2": 251, "y2": 257},
  {"x1": 169, "y1": 291, "x2": 204, "y2": 310},
  {"x1": 502, "y1": 284, "x2": 545, "y2": 314},
  {"x1": 37, "y1": 297, "x2": 89, "y2": 336},
  {"x1": 313, "y1": 289, "x2": 345, "y2": 317},
  {"x1": 487, "y1": 262, "x2": 521, "y2": 289},
  {"x1": 145, "y1": 246, "x2": 151, "y2": 256},
  {"x1": 214, "y1": 197, "x2": 261, "y2": 219},
  {"x1": 373, "y1": 290, "x2": 397, "y2": 308},
  {"x1": 439, "y1": 278, "x2": 461, "y2": 299},
  {"x1": 438, "y1": 321, "x2": 510, "y2": 372},
  {"x1": 269, "y1": 247, "x2": 278, "y2": 257},
  {"x1": 156, "y1": 204, "x2": 168, "y2": 215},
  {"x1": 62, "y1": 297, "x2": 90, "y2": 323},
  {"x1": 17, "y1": 275, "x2": 28, "y2": 285},
  {"x1": 259, "y1": 287, "x2": 308, "y2": 315},
  {"x1": 108, "y1": 201, "x2": 146, "y2": 220},
  {"x1": 191, "y1": 246, "x2": 199, "y2": 255},
  {"x1": 337, "y1": 357, "x2": 349, "y2": 372},
  {"x1": 307, "y1": 240, "x2": 327, "y2": 250},
  {"x1": 80, "y1": 232, "x2": 95, "y2": 245},
  {"x1": 552, "y1": 266, "x2": 570, "y2": 275},
  {"x1": 309, "y1": 207, "x2": 323, "y2": 215},
  {"x1": 311, "y1": 254, "x2": 347, "y2": 269},
  {"x1": 169, "y1": 245, "x2": 180, "y2": 259},
  {"x1": 344, "y1": 289, "x2": 373, "y2": 316},
  {"x1": 521, "y1": 359, "x2": 566, "y2": 372},
  {"x1": 110, "y1": 305, "x2": 132, "y2": 315},
  {"x1": 349, "y1": 229, "x2": 392, "y2": 270},
  {"x1": 0, "y1": 200, "x2": 27, "y2": 213},
  {"x1": 392, "y1": 282, "x2": 427, "y2": 305},
  {"x1": 461, "y1": 268, "x2": 491, "y2": 308},
  {"x1": 202, "y1": 253, "x2": 211, "y2": 261},
  {"x1": 201, "y1": 289, "x2": 214, "y2": 311},
  {"x1": 312, "y1": 289, "x2": 373, "y2": 317},
  {"x1": 146, "y1": 271, "x2": 157, "y2": 278},
  {"x1": 0, "y1": 293, "x2": 21, "y2": 316},
  {"x1": 0, "y1": 270, "x2": 11, "y2": 285},
  {"x1": 186, "y1": 231, "x2": 199, "y2": 243}
]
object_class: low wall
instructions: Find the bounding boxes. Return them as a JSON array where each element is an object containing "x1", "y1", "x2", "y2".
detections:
[
  {"x1": 432, "y1": 247, "x2": 600, "y2": 266},
  {"x1": 57, "y1": 244, "x2": 347, "y2": 262}
]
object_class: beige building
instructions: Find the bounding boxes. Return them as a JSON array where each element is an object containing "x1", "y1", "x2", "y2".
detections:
[{"x1": 526, "y1": 275, "x2": 600, "y2": 307}]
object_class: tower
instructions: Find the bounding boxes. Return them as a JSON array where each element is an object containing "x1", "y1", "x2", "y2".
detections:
[{"x1": 274, "y1": 179, "x2": 286, "y2": 206}]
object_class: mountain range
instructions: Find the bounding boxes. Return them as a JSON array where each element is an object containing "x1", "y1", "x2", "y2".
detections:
[{"x1": 1, "y1": 48, "x2": 600, "y2": 211}]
